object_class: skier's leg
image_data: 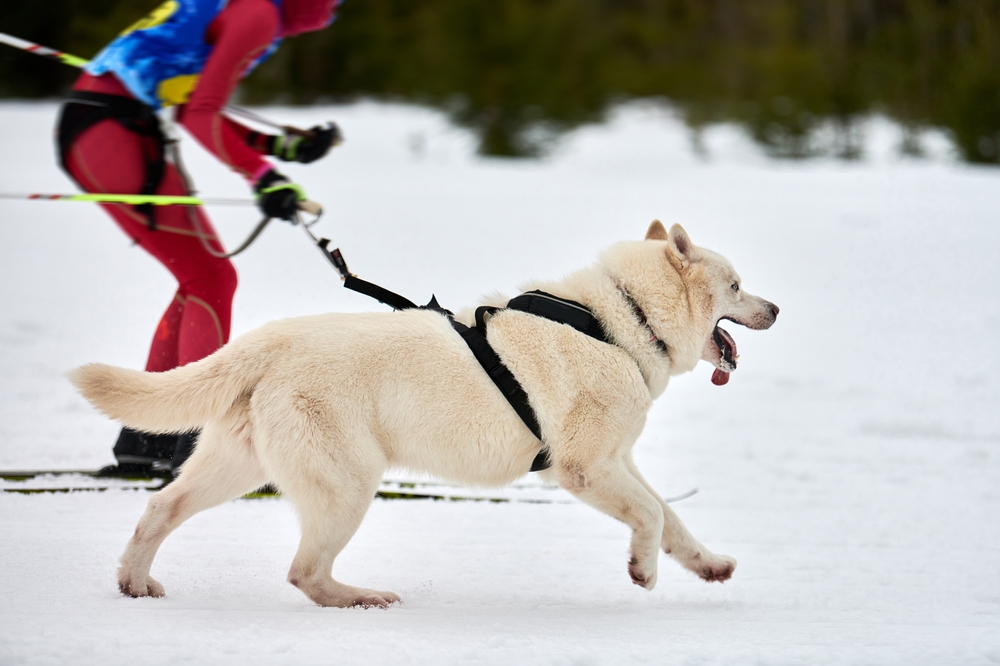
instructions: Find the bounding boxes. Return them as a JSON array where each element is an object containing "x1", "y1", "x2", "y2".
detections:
[
  {"x1": 66, "y1": 121, "x2": 237, "y2": 469},
  {"x1": 65, "y1": 119, "x2": 238, "y2": 369},
  {"x1": 66, "y1": 121, "x2": 182, "y2": 469},
  {"x1": 145, "y1": 293, "x2": 184, "y2": 373},
  {"x1": 133, "y1": 164, "x2": 239, "y2": 366}
]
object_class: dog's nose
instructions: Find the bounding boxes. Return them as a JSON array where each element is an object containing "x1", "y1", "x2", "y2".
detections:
[{"x1": 769, "y1": 302, "x2": 780, "y2": 318}]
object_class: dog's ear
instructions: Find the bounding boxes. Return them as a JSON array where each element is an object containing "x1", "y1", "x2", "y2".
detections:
[
  {"x1": 666, "y1": 224, "x2": 696, "y2": 267},
  {"x1": 645, "y1": 220, "x2": 668, "y2": 241}
]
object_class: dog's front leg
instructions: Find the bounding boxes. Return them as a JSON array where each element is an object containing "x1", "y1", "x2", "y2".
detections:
[
  {"x1": 555, "y1": 455, "x2": 665, "y2": 590},
  {"x1": 622, "y1": 453, "x2": 736, "y2": 583}
]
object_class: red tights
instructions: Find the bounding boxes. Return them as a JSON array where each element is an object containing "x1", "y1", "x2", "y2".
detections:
[{"x1": 65, "y1": 119, "x2": 238, "y2": 372}]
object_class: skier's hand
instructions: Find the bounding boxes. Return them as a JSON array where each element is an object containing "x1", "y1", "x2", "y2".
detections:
[
  {"x1": 254, "y1": 169, "x2": 306, "y2": 222},
  {"x1": 271, "y1": 123, "x2": 342, "y2": 164}
]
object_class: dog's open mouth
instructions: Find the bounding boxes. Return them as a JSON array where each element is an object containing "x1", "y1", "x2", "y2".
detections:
[{"x1": 711, "y1": 324, "x2": 738, "y2": 386}]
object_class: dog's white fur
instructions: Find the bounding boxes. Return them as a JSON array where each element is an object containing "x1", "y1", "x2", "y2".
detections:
[{"x1": 70, "y1": 221, "x2": 778, "y2": 608}]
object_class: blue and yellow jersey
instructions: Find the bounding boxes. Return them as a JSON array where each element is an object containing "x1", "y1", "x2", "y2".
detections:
[{"x1": 85, "y1": 0, "x2": 282, "y2": 110}]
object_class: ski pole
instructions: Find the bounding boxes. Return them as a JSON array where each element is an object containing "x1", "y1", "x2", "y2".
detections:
[
  {"x1": 0, "y1": 32, "x2": 304, "y2": 137},
  {"x1": 0, "y1": 192, "x2": 323, "y2": 215},
  {"x1": 0, "y1": 32, "x2": 88, "y2": 68},
  {"x1": 221, "y1": 106, "x2": 316, "y2": 137},
  {"x1": 220, "y1": 109, "x2": 343, "y2": 144},
  {"x1": 0, "y1": 191, "x2": 324, "y2": 260}
]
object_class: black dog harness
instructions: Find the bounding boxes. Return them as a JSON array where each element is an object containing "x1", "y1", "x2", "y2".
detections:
[{"x1": 335, "y1": 267, "x2": 612, "y2": 473}]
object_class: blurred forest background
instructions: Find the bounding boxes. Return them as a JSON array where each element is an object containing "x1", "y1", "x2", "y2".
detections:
[{"x1": 2, "y1": 0, "x2": 999, "y2": 161}]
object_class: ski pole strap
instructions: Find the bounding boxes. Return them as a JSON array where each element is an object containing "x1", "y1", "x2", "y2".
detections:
[{"x1": 273, "y1": 133, "x2": 304, "y2": 161}]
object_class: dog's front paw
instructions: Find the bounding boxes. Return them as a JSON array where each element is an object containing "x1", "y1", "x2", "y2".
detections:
[
  {"x1": 628, "y1": 556, "x2": 658, "y2": 590},
  {"x1": 351, "y1": 590, "x2": 401, "y2": 609},
  {"x1": 118, "y1": 568, "x2": 165, "y2": 598},
  {"x1": 694, "y1": 553, "x2": 736, "y2": 583}
]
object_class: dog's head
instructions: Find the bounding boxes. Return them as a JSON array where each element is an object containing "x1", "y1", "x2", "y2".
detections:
[
  {"x1": 645, "y1": 220, "x2": 778, "y2": 384},
  {"x1": 610, "y1": 221, "x2": 778, "y2": 385}
]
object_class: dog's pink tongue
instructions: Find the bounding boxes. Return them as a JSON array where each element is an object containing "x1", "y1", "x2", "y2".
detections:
[{"x1": 712, "y1": 369, "x2": 730, "y2": 385}]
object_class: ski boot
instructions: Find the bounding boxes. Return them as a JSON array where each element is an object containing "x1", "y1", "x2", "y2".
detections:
[
  {"x1": 97, "y1": 427, "x2": 198, "y2": 478},
  {"x1": 170, "y1": 431, "x2": 198, "y2": 475}
]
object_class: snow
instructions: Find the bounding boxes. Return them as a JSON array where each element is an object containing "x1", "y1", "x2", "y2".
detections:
[{"x1": 1, "y1": 101, "x2": 999, "y2": 664}]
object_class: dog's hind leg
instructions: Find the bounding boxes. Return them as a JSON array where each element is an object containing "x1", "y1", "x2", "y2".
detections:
[
  {"x1": 117, "y1": 412, "x2": 267, "y2": 598},
  {"x1": 622, "y1": 452, "x2": 736, "y2": 583},
  {"x1": 269, "y1": 438, "x2": 397, "y2": 609}
]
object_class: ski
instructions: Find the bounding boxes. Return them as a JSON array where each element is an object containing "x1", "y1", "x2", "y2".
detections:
[
  {"x1": 0, "y1": 469, "x2": 697, "y2": 504},
  {"x1": 0, "y1": 470, "x2": 570, "y2": 503}
]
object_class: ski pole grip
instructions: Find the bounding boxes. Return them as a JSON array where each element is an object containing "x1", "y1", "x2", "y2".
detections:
[{"x1": 298, "y1": 199, "x2": 323, "y2": 215}]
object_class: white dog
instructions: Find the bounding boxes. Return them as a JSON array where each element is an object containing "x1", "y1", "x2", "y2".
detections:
[{"x1": 71, "y1": 221, "x2": 778, "y2": 608}]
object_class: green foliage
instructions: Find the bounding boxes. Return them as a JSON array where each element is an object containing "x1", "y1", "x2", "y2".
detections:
[{"x1": 2, "y1": 0, "x2": 1000, "y2": 161}]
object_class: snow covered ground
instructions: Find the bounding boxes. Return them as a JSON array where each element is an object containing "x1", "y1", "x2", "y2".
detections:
[{"x1": 1, "y1": 101, "x2": 998, "y2": 664}]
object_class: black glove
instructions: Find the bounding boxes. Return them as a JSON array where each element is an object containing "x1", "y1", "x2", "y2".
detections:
[
  {"x1": 270, "y1": 123, "x2": 342, "y2": 164},
  {"x1": 254, "y1": 169, "x2": 306, "y2": 222}
]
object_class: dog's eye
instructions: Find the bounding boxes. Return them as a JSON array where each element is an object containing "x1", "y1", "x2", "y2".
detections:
[{"x1": 731, "y1": 283, "x2": 740, "y2": 293}]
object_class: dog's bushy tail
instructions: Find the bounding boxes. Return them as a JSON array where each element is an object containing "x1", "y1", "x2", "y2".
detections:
[{"x1": 69, "y1": 334, "x2": 272, "y2": 433}]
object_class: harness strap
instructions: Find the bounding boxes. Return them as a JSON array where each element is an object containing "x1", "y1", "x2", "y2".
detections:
[
  {"x1": 449, "y1": 319, "x2": 549, "y2": 469},
  {"x1": 460, "y1": 313, "x2": 552, "y2": 471},
  {"x1": 340, "y1": 277, "x2": 556, "y2": 471},
  {"x1": 506, "y1": 290, "x2": 610, "y2": 344},
  {"x1": 57, "y1": 91, "x2": 167, "y2": 228}
]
